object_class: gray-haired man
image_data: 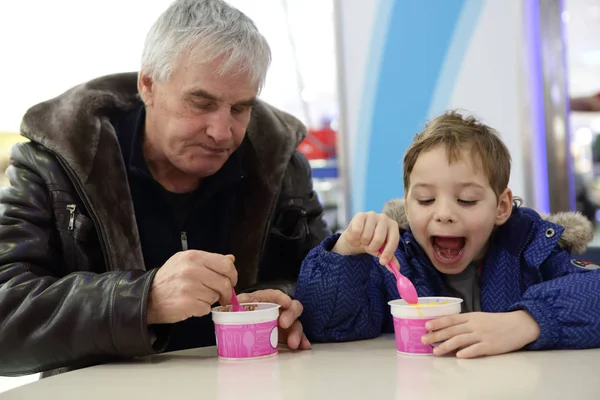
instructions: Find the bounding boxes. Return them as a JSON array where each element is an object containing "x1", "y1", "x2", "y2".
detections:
[{"x1": 0, "y1": 0, "x2": 329, "y2": 376}]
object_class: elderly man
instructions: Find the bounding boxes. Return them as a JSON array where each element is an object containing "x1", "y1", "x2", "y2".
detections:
[{"x1": 0, "y1": 0, "x2": 329, "y2": 376}]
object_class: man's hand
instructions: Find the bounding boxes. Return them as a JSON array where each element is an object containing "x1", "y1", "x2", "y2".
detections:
[
  {"x1": 237, "y1": 289, "x2": 311, "y2": 350},
  {"x1": 146, "y1": 251, "x2": 237, "y2": 325},
  {"x1": 421, "y1": 311, "x2": 541, "y2": 359}
]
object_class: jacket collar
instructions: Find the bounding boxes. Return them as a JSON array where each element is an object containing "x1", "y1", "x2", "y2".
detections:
[{"x1": 19, "y1": 72, "x2": 307, "y2": 288}]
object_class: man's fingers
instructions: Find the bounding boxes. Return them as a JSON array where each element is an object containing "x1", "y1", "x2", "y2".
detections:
[
  {"x1": 194, "y1": 282, "x2": 220, "y2": 305},
  {"x1": 299, "y1": 334, "x2": 312, "y2": 350},
  {"x1": 235, "y1": 292, "x2": 255, "y2": 304},
  {"x1": 279, "y1": 300, "x2": 303, "y2": 329},
  {"x1": 285, "y1": 320, "x2": 304, "y2": 350},
  {"x1": 237, "y1": 289, "x2": 293, "y2": 309},
  {"x1": 196, "y1": 268, "x2": 232, "y2": 304},
  {"x1": 192, "y1": 251, "x2": 238, "y2": 287}
]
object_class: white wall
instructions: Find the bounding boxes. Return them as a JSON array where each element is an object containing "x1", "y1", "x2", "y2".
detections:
[
  {"x1": 0, "y1": 0, "x2": 337, "y2": 132},
  {"x1": 0, "y1": 0, "x2": 166, "y2": 132}
]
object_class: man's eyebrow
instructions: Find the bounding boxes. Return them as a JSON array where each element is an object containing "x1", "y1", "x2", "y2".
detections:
[
  {"x1": 187, "y1": 88, "x2": 219, "y2": 101},
  {"x1": 186, "y1": 89, "x2": 256, "y2": 106}
]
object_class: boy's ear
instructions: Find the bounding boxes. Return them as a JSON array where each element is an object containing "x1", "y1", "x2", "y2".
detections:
[{"x1": 496, "y1": 188, "x2": 513, "y2": 225}]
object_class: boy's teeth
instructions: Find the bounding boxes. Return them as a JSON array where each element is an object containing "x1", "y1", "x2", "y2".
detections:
[{"x1": 434, "y1": 244, "x2": 460, "y2": 260}]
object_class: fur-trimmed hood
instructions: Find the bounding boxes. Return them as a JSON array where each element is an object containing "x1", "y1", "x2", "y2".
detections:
[{"x1": 382, "y1": 198, "x2": 594, "y2": 254}]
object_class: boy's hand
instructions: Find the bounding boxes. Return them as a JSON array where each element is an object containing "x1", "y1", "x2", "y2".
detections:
[
  {"x1": 332, "y1": 212, "x2": 400, "y2": 266},
  {"x1": 421, "y1": 311, "x2": 541, "y2": 358}
]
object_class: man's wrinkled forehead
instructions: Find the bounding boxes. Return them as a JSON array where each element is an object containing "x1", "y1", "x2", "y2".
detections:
[{"x1": 171, "y1": 53, "x2": 259, "y2": 100}]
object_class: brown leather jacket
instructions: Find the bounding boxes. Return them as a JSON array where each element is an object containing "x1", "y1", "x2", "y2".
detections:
[{"x1": 0, "y1": 73, "x2": 330, "y2": 376}]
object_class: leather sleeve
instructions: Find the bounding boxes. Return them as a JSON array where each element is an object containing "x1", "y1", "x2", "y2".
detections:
[
  {"x1": 254, "y1": 150, "x2": 332, "y2": 297},
  {"x1": 0, "y1": 149, "x2": 157, "y2": 376}
]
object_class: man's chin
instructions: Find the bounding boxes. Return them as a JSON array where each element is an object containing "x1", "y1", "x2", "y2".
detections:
[{"x1": 175, "y1": 159, "x2": 226, "y2": 177}]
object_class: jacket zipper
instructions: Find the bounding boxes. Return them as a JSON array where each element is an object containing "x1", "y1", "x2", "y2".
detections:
[
  {"x1": 66, "y1": 204, "x2": 77, "y2": 231},
  {"x1": 181, "y1": 231, "x2": 188, "y2": 251},
  {"x1": 50, "y1": 153, "x2": 112, "y2": 270}
]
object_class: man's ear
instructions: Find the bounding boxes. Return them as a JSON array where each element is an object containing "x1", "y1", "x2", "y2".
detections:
[{"x1": 137, "y1": 71, "x2": 155, "y2": 107}]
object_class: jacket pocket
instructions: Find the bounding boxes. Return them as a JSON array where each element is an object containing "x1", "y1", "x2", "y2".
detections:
[
  {"x1": 261, "y1": 197, "x2": 309, "y2": 282},
  {"x1": 271, "y1": 197, "x2": 308, "y2": 240},
  {"x1": 55, "y1": 204, "x2": 94, "y2": 239},
  {"x1": 55, "y1": 203, "x2": 96, "y2": 272}
]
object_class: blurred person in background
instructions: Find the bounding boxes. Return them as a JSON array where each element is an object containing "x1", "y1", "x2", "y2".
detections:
[
  {"x1": 571, "y1": 92, "x2": 600, "y2": 224},
  {"x1": 0, "y1": 0, "x2": 329, "y2": 377},
  {"x1": 570, "y1": 92, "x2": 600, "y2": 113}
]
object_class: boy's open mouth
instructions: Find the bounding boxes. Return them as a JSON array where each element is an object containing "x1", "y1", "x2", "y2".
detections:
[{"x1": 431, "y1": 236, "x2": 466, "y2": 264}]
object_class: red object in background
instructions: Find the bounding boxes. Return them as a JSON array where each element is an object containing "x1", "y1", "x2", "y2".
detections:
[
  {"x1": 297, "y1": 126, "x2": 337, "y2": 160},
  {"x1": 570, "y1": 92, "x2": 600, "y2": 112}
]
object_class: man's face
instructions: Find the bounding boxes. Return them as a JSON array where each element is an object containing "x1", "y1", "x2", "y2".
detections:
[{"x1": 139, "y1": 54, "x2": 258, "y2": 179}]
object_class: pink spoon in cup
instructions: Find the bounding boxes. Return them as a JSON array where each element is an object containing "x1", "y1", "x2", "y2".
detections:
[
  {"x1": 379, "y1": 248, "x2": 418, "y2": 304},
  {"x1": 230, "y1": 287, "x2": 245, "y2": 312},
  {"x1": 226, "y1": 254, "x2": 245, "y2": 312}
]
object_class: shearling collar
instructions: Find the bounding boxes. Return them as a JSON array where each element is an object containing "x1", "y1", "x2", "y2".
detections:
[
  {"x1": 20, "y1": 72, "x2": 305, "y2": 186},
  {"x1": 19, "y1": 72, "x2": 306, "y2": 288},
  {"x1": 382, "y1": 198, "x2": 593, "y2": 254}
]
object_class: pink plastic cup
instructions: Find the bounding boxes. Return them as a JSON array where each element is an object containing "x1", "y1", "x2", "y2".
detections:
[
  {"x1": 211, "y1": 302, "x2": 281, "y2": 360},
  {"x1": 388, "y1": 297, "x2": 463, "y2": 356}
]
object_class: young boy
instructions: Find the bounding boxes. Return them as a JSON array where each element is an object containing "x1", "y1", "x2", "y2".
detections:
[{"x1": 295, "y1": 111, "x2": 600, "y2": 358}]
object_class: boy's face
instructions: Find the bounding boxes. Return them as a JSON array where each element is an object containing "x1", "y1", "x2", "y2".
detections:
[{"x1": 404, "y1": 145, "x2": 512, "y2": 274}]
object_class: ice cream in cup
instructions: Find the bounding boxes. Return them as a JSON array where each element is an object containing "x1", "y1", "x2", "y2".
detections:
[
  {"x1": 211, "y1": 302, "x2": 281, "y2": 360},
  {"x1": 388, "y1": 297, "x2": 463, "y2": 355}
]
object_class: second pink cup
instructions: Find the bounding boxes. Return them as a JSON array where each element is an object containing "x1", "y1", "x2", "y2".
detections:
[{"x1": 388, "y1": 297, "x2": 463, "y2": 355}]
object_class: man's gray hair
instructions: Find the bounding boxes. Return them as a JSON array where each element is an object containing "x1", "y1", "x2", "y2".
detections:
[{"x1": 141, "y1": 0, "x2": 271, "y2": 89}]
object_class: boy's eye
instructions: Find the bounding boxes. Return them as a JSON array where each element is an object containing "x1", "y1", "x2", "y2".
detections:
[
  {"x1": 417, "y1": 199, "x2": 434, "y2": 206},
  {"x1": 458, "y1": 200, "x2": 478, "y2": 206}
]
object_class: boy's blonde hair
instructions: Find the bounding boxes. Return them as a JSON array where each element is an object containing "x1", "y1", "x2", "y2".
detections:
[{"x1": 403, "y1": 111, "x2": 511, "y2": 195}]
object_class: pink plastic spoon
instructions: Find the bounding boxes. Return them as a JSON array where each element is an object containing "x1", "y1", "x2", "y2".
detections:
[
  {"x1": 226, "y1": 254, "x2": 245, "y2": 312},
  {"x1": 230, "y1": 287, "x2": 245, "y2": 312},
  {"x1": 379, "y1": 249, "x2": 418, "y2": 304}
]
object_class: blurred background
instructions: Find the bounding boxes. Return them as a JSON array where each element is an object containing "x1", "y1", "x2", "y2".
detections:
[{"x1": 1, "y1": 0, "x2": 600, "y2": 391}]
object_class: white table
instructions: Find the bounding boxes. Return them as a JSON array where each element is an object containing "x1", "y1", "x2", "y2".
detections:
[{"x1": 2, "y1": 335, "x2": 599, "y2": 400}]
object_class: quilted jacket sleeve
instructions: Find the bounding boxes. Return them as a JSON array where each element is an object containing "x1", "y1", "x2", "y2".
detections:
[
  {"x1": 509, "y1": 246, "x2": 600, "y2": 350},
  {"x1": 0, "y1": 146, "x2": 157, "y2": 376},
  {"x1": 295, "y1": 233, "x2": 399, "y2": 342}
]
